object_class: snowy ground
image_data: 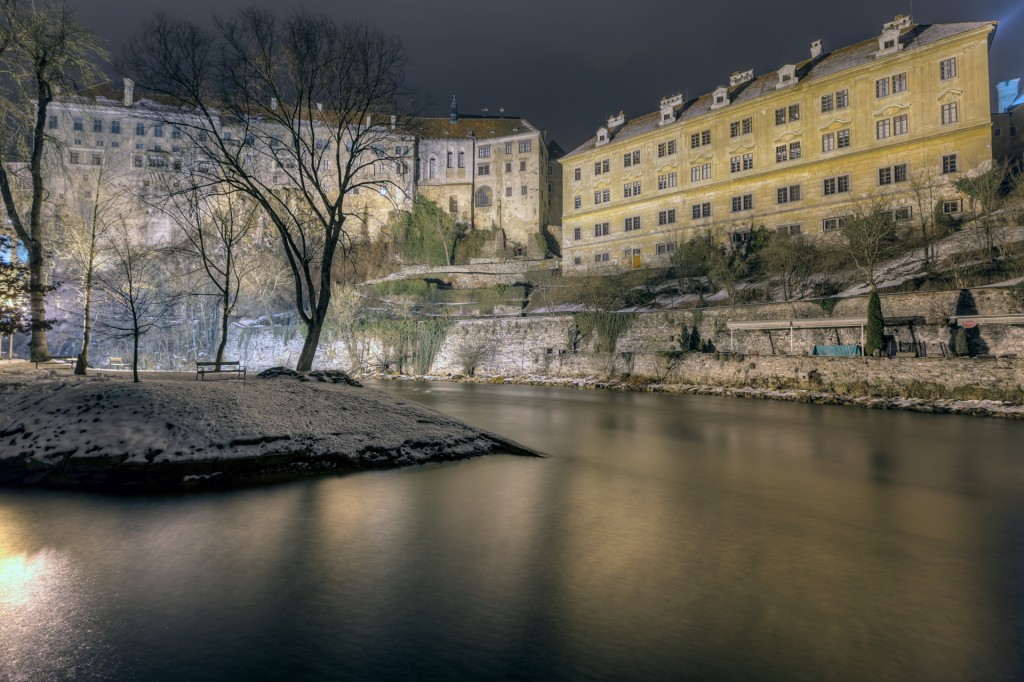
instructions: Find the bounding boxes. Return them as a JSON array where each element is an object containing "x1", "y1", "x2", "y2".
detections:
[{"x1": 0, "y1": 361, "x2": 536, "y2": 490}]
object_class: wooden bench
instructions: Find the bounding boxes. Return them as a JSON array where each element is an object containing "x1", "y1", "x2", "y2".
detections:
[
  {"x1": 34, "y1": 356, "x2": 77, "y2": 369},
  {"x1": 108, "y1": 357, "x2": 132, "y2": 370},
  {"x1": 196, "y1": 360, "x2": 246, "y2": 380}
]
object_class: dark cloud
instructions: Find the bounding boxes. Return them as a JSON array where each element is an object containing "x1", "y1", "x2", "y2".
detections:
[{"x1": 74, "y1": 0, "x2": 1024, "y2": 150}]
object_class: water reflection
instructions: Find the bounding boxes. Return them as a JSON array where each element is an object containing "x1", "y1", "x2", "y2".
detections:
[{"x1": 0, "y1": 384, "x2": 1021, "y2": 681}]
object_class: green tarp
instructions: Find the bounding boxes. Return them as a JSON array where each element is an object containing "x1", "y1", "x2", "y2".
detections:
[{"x1": 812, "y1": 344, "x2": 862, "y2": 356}]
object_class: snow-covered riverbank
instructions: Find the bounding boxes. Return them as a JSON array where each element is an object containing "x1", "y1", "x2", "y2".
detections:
[{"x1": 0, "y1": 363, "x2": 537, "y2": 491}]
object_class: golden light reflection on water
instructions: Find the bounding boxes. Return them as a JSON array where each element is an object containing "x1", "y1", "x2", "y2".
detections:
[{"x1": 0, "y1": 552, "x2": 49, "y2": 609}]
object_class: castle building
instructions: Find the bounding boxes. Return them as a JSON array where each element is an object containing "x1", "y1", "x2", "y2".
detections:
[
  {"x1": 38, "y1": 86, "x2": 558, "y2": 256},
  {"x1": 560, "y1": 16, "x2": 998, "y2": 272}
]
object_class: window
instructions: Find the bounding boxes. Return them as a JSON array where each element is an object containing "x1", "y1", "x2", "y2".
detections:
[
  {"x1": 822, "y1": 132, "x2": 835, "y2": 152},
  {"x1": 837, "y1": 129, "x2": 850, "y2": 148},
  {"x1": 776, "y1": 105, "x2": 799, "y2": 125},
  {"x1": 521, "y1": 185, "x2": 528, "y2": 196},
  {"x1": 730, "y1": 121, "x2": 740, "y2": 138},
  {"x1": 821, "y1": 93, "x2": 834, "y2": 113},
  {"x1": 479, "y1": 145, "x2": 491, "y2": 158},
  {"x1": 594, "y1": 253, "x2": 610, "y2": 263},
  {"x1": 876, "y1": 119, "x2": 891, "y2": 139},
  {"x1": 786, "y1": 141, "x2": 801, "y2": 160},
  {"x1": 47, "y1": 115, "x2": 58, "y2": 129},
  {"x1": 623, "y1": 181, "x2": 641, "y2": 198},
  {"x1": 153, "y1": 125, "x2": 163, "y2": 138},
  {"x1": 657, "y1": 140, "x2": 677, "y2": 157},
  {"x1": 519, "y1": 141, "x2": 532, "y2": 153},
  {"x1": 776, "y1": 224, "x2": 802, "y2": 236},
  {"x1": 594, "y1": 222, "x2": 610, "y2": 237},
  {"x1": 731, "y1": 194, "x2": 753, "y2": 212},
  {"x1": 894, "y1": 206, "x2": 913, "y2": 221},
  {"x1": 147, "y1": 155, "x2": 166, "y2": 168},
  {"x1": 690, "y1": 163, "x2": 711, "y2": 182},
  {"x1": 448, "y1": 151, "x2": 454, "y2": 168},
  {"x1": 940, "y1": 57, "x2": 957, "y2": 80},
  {"x1": 942, "y1": 154, "x2": 958, "y2": 174},
  {"x1": 623, "y1": 150, "x2": 640, "y2": 167},
  {"x1": 505, "y1": 162, "x2": 513, "y2": 172},
  {"x1": 573, "y1": 227, "x2": 582, "y2": 240},
  {"x1": 658, "y1": 209, "x2": 677, "y2": 225},
  {"x1": 90, "y1": 153, "x2": 101, "y2": 166},
  {"x1": 171, "y1": 128, "x2": 182, "y2": 140},
  {"x1": 692, "y1": 202, "x2": 712, "y2": 219},
  {"x1": 892, "y1": 72, "x2": 907, "y2": 93},
  {"x1": 656, "y1": 242, "x2": 676, "y2": 255},
  {"x1": 776, "y1": 145, "x2": 788, "y2": 163},
  {"x1": 110, "y1": 120, "x2": 121, "y2": 135},
  {"x1": 594, "y1": 159, "x2": 609, "y2": 175},
  {"x1": 73, "y1": 117, "x2": 83, "y2": 132},
  {"x1": 701, "y1": 130, "x2": 711, "y2": 146},
  {"x1": 742, "y1": 117, "x2": 752, "y2": 135},
  {"x1": 475, "y1": 187, "x2": 492, "y2": 207},
  {"x1": 92, "y1": 119, "x2": 103, "y2": 133},
  {"x1": 458, "y1": 151, "x2": 465, "y2": 168},
  {"x1": 893, "y1": 114, "x2": 908, "y2": 135},
  {"x1": 574, "y1": 167, "x2": 581, "y2": 181},
  {"x1": 876, "y1": 77, "x2": 890, "y2": 98},
  {"x1": 743, "y1": 152, "x2": 753, "y2": 171},
  {"x1": 788, "y1": 104, "x2": 800, "y2": 122},
  {"x1": 823, "y1": 215, "x2": 852, "y2": 231},
  {"x1": 775, "y1": 108, "x2": 786, "y2": 125},
  {"x1": 593, "y1": 188, "x2": 610, "y2": 204},
  {"x1": 504, "y1": 143, "x2": 512, "y2": 155},
  {"x1": 894, "y1": 163, "x2": 907, "y2": 183},
  {"x1": 477, "y1": 163, "x2": 489, "y2": 175},
  {"x1": 574, "y1": 196, "x2": 581, "y2": 209},
  {"x1": 878, "y1": 167, "x2": 892, "y2": 185},
  {"x1": 823, "y1": 175, "x2": 850, "y2": 195},
  {"x1": 625, "y1": 216, "x2": 641, "y2": 231},
  {"x1": 690, "y1": 133, "x2": 700, "y2": 148},
  {"x1": 506, "y1": 186, "x2": 513, "y2": 198},
  {"x1": 941, "y1": 199, "x2": 961, "y2": 214},
  {"x1": 836, "y1": 89, "x2": 849, "y2": 109},
  {"x1": 135, "y1": 123, "x2": 145, "y2": 136},
  {"x1": 776, "y1": 185, "x2": 801, "y2": 203},
  {"x1": 657, "y1": 172, "x2": 677, "y2": 190},
  {"x1": 69, "y1": 151, "x2": 80, "y2": 164},
  {"x1": 941, "y1": 102, "x2": 958, "y2": 125},
  {"x1": 730, "y1": 156, "x2": 741, "y2": 173},
  {"x1": 573, "y1": 256, "x2": 582, "y2": 265}
]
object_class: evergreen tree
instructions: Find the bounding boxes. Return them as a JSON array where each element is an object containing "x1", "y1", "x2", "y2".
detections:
[
  {"x1": 954, "y1": 326, "x2": 970, "y2": 357},
  {"x1": 865, "y1": 287, "x2": 885, "y2": 356}
]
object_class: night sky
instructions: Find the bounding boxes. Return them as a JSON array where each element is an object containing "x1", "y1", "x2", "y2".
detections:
[{"x1": 74, "y1": 0, "x2": 1024, "y2": 150}]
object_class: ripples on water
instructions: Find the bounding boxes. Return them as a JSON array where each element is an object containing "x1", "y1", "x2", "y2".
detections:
[{"x1": 1, "y1": 382, "x2": 1022, "y2": 681}]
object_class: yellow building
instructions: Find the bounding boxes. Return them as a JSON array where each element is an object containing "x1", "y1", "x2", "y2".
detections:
[{"x1": 560, "y1": 15, "x2": 998, "y2": 271}]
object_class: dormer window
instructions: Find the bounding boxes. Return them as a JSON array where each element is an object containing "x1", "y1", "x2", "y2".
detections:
[
  {"x1": 596, "y1": 126, "x2": 610, "y2": 146},
  {"x1": 776, "y1": 64, "x2": 797, "y2": 89},
  {"x1": 711, "y1": 86, "x2": 729, "y2": 110}
]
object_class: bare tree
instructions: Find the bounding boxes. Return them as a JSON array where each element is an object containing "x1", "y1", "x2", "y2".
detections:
[
  {"x1": 955, "y1": 158, "x2": 1010, "y2": 260},
  {"x1": 836, "y1": 204, "x2": 902, "y2": 289},
  {"x1": 905, "y1": 167, "x2": 945, "y2": 270},
  {"x1": 123, "y1": 10, "x2": 412, "y2": 370},
  {"x1": 0, "y1": 0, "x2": 106, "y2": 361},
  {"x1": 94, "y1": 223, "x2": 176, "y2": 382}
]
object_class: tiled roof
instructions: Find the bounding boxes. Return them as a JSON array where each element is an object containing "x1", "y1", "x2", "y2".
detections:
[
  {"x1": 412, "y1": 116, "x2": 538, "y2": 140},
  {"x1": 564, "y1": 21, "x2": 995, "y2": 158}
]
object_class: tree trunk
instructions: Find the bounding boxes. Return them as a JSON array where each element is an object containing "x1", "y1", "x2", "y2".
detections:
[
  {"x1": 75, "y1": 263, "x2": 96, "y2": 375},
  {"x1": 132, "y1": 331, "x2": 141, "y2": 383},
  {"x1": 26, "y1": 239, "x2": 50, "y2": 362},
  {"x1": 295, "y1": 319, "x2": 323, "y2": 371},
  {"x1": 216, "y1": 293, "x2": 230, "y2": 368}
]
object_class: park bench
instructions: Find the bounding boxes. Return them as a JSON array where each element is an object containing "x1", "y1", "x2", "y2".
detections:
[
  {"x1": 196, "y1": 360, "x2": 246, "y2": 380},
  {"x1": 34, "y1": 356, "x2": 76, "y2": 369},
  {"x1": 107, "y1": 357, "x2": 132, "y2": 370}
]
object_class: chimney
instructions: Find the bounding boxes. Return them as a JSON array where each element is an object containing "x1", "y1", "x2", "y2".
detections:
[
  {"x1": 365, "y1": 114, "x2": 372, "y2": 127},
  {"x1": 607, "y1": 111, "x2": 625, "y2": 128},
  {"x1": 270, "y1": 97, "x2": 278, "y2": 111},
  {"x1": 123, "y1": 78, "x2": 134, "y2": 107},
  {"x1": 390, "y1": 114, "x2": 396, "y2": 129},
  {"x1": 449, "y1": 95, "x2": 458, "y2": 124},
  {"x1": 810, "y1": 39, "x2": 823, "y2": 59},
  {"x1": 729, "y1": 69, "x2": 754, "y2": 87}
]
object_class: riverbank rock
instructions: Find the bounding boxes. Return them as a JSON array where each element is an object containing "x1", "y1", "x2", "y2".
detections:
[{"x1": 0, "y1": 373, "x2": 537, "y2": 491}]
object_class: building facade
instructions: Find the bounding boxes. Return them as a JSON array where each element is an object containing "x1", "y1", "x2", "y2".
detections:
[{"x1": 560, "y1": 16, "x2": 998, "y2": 272}]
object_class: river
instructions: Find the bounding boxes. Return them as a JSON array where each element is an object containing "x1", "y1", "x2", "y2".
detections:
[{"x1": 1, "y1": 381, "x2": 1022, "y2": 681}]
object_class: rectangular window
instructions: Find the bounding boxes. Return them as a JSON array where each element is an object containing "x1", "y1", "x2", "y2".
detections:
[
  {"x1": 823, "y1": 216, "x2": 851, "y2": 231},
  {"x1": 519, "y1": 141, "x2": 532, "y2": 153},
  {"x1": 594, "y1": 159, "x2": 609, "y2": 175},
  {"x1": 110, "y1": 120, "x2": 121, "y2": 134},
  {"x1": 731, "y1": 194, "x2": 753, "y2": 212},
  {"x1": 941, "y1": 199, "x2": 961, "y2": 214},
  {"x1": 836, "y1": 89, "x2": 849, "y2": 109},
  {"x1": 658, "y1": 174, "x2": 669, "y2": 190},
  {"x1": 894, "y1": 207, "x2": 913, "y2": 221},
  {"x1": 657, "y1": 140, "x2": 677, "y2": 157},
  {"x1": 822, "y1": 132, "x2": 835, "y2": 152},
  {"x1": 92, "y1": 119, "x2": 103, "y2": 133},
  {"x1": 658, "y1": 209, "x2": 677, "y2": 225},
  {"x1": 837, "y1": 175, "x2": 850, "y2": 192},
  {"x1": 893, "y1": 114, "x2": 908, "y2": 135},
  {"x1": 133, "y1": 156, "x2": 142, "y2": 167},
  {"x1": 776, "y1": 145, "x2": 788, "y2": 163},
  {"x1": 821, "y1": 93, "x2": 834, "y2": 113},
  {"x1": 624, "y1": 216, "x2": 641, "y2": 231},
  {"x1": 506, "y1": 186, "x2": 513, "y2": 198},
  {"x1": 594, "y1": 222, "x2": 610, "y2": 237},
  {"x1": 573, "y1": 227, "x2": 581, "y2": 240},
  {"x1": 521, "y1": 185, "x2": 528, "y2": 196},
  {"x1": 837, "y1": 129, "x2": 850, "y2": 148},
  {"x1": 595, "y1": 253, "x2": 610, "y2": 263},
  {"x1": 775, "y1": 108, "x2": 786, "y2": 125},
  {"x1": 478, "y1": 164, "x2": 490, "y2": 175},
  {"x1": 876, "y1": 119, "x2": 891, "y2": 139},
  {"x1": 823, "y1": 178, "x2": 835, "y2": 195},
  {"x1": 574, "y1": 196, "x2": 581, "y2": 209},
  {"x1": 171, "y1": 128, "x2": 182, "y2": 139},
  {"x1": 505, "y1": 162, "x2": 512, "y2": 173},
  {"x1": 942, "y1": 154, "x2": 958, "y2": 174},
  {"x1": 730, "y1": 121, "x2": 740, "y2": 138},
  {"x1": 90, "y1": 153, "x2": 101, "y2": 165},
  {"x1": 656, "y1": 242, "x2": 676, "y2": 255},
  {"x1": 777, "y1": 185, "x2": 801, "y2": 203},
  {"x1": 940, "y1": 57, "x2": 957, "y2": 80},
  {"x1": 479, "y1": 145, "x2": 491, "y2": 158},
  {"x1": 574, "y1": 167, "x2": 581, "y2": 181},
  {"x1": 135, "y1": 123, "x2": 145, "y2": 136},
  {"x1": 520, "y1": 160, "x2": 527, "y2": 171},
  {"x1": 788, "y1": 104, "x2": 800, "y2": 122},
  {"x1": 892, "y1": 72, "x2": 907, "y2": 93},
  {"x1": 742, "y1": 117, "x2": 752, "y2": 135},
  {"x1": 894, "y1": 163, "x2": 907, "y2": 183},
  {"x1": 692, "y1": 202, "x2": 711, "y2": 219},
  {"x1": 879, "y1": 167, "x2": 892, "y2": 185},
  {"x1": 941, "y1": 102, "x2": 958, "y2": 125},
  {"x1": 742, "y1": 152, "x2": 753, "y2": 170},
  {"x1": 701, "y1": 130, "x2": 711, "y2": 146},
  {"x1": 47, "y1": 115, "x2": 58, "y2": 130},
  {"x1": 876, "y1": 77, "x2": 890, "y2": 98},
  {"x1": 789, "y1": 141, "x2": 802, "y2": 159},
  {"x1": 153, "y1": 125, "x2": 163, "y2": 137},
  {"x1": 505, "y1": 143, "x2": 513, "y2": 155},
  {"x1": 73, "y1": 117, "x2": 83, "y2": 132},
  {"x1": 69, "y1": 151, "x2": 80, "y2": 164},
  {"x1": 690, "y1": 133, "x2": 700, "y2": 149},
  {"x1": 730, "y1": 156, "x2": 741, "y2": 173}
]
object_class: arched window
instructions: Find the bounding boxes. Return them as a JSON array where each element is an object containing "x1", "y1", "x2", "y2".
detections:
[
  {"x1": 458, "y1": 150, "x2": 465, "y2": 168},
  {"x1": 429, "y1": 157, "x2": 436, "y2": 179},
  {"x1": 475, "y1": 186, "x2": 492, "y2": 207},
  {"x1": 447, "y1": 150, "x2": 454, "y2": 168}
]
